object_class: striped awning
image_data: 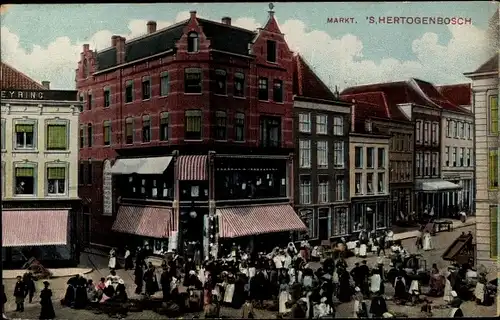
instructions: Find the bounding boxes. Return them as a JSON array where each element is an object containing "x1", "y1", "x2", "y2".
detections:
[
  {"x1": 112, "y1": 205, "x2": 175, "y2": 238},
  {"x1": 2, "y1": 210, "x2": 69, "y2": 247},
  {"x1": 217, "y1": 204, "x2": 307, "y2": 238},
  {"x1": 176, "y1": 155, "x2": 207, "y2": 180},
  {"x1": 111, "y1": 156, "x2": 173, "y2": 175}
]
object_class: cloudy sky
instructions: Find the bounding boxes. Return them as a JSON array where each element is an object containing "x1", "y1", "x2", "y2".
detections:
[{"x1": 1, "y1": 2, "x2": 497, "y2": 90}]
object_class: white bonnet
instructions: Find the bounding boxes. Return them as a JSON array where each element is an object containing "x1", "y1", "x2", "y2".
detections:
[
  {"x1": 355, "y1": 286, "x2": 361, "y2": 292},
  {"x1": 451, "y1": 291, "x2": 457, "y2": 297}
]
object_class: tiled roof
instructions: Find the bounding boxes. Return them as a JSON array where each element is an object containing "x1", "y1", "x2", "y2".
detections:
[
  {"x1": 412, "y1": 79, "x2": 471, "y2": 114},
  {"x1": 469, "y1": 53, "x2": 498, "y2": 74},
  {"x1": 437, "y1": 83, "x2": 471, "y2": 106},
  {"x1": 0, "y1": 62, "x2": 46, "y2": 90},
  {"x1": 96, "y1": 18, "x2": 257, "y2": 71},
  {"x1": 292, "y1": 54, "x2": 337, "y2": 101}
]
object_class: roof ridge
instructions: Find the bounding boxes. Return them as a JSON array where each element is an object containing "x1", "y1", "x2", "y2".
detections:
[
  {"x1": 295, "y1": 54, "x2": 336, "y2": 98},
  {"x1": 0, "y1": 61, "x2": 46, "y2": 90},
  {"x1": 197, "y1": 17, "x2": 258, "y2": 34}
]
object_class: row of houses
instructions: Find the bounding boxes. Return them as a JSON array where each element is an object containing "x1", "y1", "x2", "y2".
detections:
[{"x1": 1, "y1": 8, "x2": 495, "y2": 267}]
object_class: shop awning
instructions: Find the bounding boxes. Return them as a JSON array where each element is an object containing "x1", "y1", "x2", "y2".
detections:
[
  {"x1": 110, "y1": 156, "x2": 173, "y2": 175},
  {"x1": 415, "y1": 180, "x2": 462, "y2": 192},
  {"x1": 217, "y1": 204, "x2": 307, "y2": 238},
  {"x1": 2, "y1": 210, "x2": 69, "y2": 247},
  {"x1": 176, "y1": 155, "x2": 207, "y2": 180},
  {"x1": 112, "y1": 205, "x2": 175, "y2": 238}
]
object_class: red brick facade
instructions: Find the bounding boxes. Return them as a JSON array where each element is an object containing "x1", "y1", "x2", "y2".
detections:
[{"x1": 76, "y1": 11, "x2": 295, "y2": 245}]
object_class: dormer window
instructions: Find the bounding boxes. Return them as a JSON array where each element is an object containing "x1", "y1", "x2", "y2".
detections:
[
  {"x1": 266, "y1": 40, "x2": 277, "y2": 62},
  {"x1": 187, "y1": 32, "x2": 199, "y2": 53},
  {"x1": 365, "y1": 120, "x2": 372, "y2": 132}
]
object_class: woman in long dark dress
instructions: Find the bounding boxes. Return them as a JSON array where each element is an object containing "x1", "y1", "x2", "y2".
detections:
[
  {"x1": 144, "y1": 265, "x2": 159, "y2": 296},
  {"x1": 134, "y1": 265, "x2": 144, "y2": 294},
  {"x1": 40, "y1": 281, "x2": 55, "y2": 319},
  {"x1": 73, "y1": 276, "x2": 88, "y2": 309},
  {"x1": 337, "y1": 268, "x2": 353, "y2": 302}
]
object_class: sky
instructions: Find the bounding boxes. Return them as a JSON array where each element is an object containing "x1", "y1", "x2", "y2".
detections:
[{"x1": 0, "y1": 2, "x2": 497, "y2": 90}]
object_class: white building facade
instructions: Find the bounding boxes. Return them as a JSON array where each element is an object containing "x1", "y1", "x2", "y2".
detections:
[
  {"x1": 464, "y1": 53, "x2": 498, "y2": 273},
  {"x1": 441, "y1": 110, "x2": 475, "y2": 213},
  {"x1": 1, "y1": 88, "x2": 82, "y2": 267}
]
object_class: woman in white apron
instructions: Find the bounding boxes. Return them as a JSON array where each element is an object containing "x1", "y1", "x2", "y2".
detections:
[
  {"x1": 385, "y1": 230, "x2": 394, "y2": 247},
  {"x1": 443, "y1": 271, "x2": 453, "y2": 303},
  {"x1": 370, "y1": 272, "x2": 382, "y2": 294},
  {"x1": 223, "y1": 275, "x2": 235, "y2": 304},
  {"x1": 278, "y1": 282, "x2": 292, "y2": 315},
  {"x1": 423, "y1": 231, "x2": 433, "y2": 251},
  {"x1": 108, "y1": 248, "x2": 117, "y2": 270},
  {"x1": 353, "y1": 287, "x2": 364, "y2": 317},
  {"x1": 473, "y1": 276, "x2": 486, "y2": 305},
  {"x1": 359, "y1": 242, "x2": 368, "y2": 258}
]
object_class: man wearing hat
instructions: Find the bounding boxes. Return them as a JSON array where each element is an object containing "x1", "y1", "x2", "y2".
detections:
[{"x1": 13, "y1": 275, "x2": 26, "y2": 312}]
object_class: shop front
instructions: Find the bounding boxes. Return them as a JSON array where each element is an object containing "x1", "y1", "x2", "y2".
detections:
[
  {"x1": 414, "y1": 179, "x2": 461, "y2": 218},
  {"x1": 351, "y1": 196, "x2": 390, "y2": 234},
  {"x1": 441, "y1": 172, "x2": 474, "y2": 215},
  {"x1": 216, "y1": 203, "x2": 306, "y2": 255},
  {"x1": 390, "y1": 186, "x2": 413, "y2": 225},
  {"x1": 1, "y1": 200, "x2": 80, "y2": 268}
]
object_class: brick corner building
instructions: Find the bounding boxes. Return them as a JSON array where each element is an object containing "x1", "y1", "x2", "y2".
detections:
[{"x1": 76, "y1": 8, "x2": 305, "y2": 256}]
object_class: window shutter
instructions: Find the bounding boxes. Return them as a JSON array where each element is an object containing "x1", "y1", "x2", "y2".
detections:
[
  {"x1": 16, "y1": 167, "x2": 34, "y2": 177},
  {"x1": 47, "y1": 125, "x2": 67, "y2": 149},
  {"x1": 16, "y1": 124, "x2": 33, "y2": 133},
  {"x1": 48, "y1": 167, "x2": 65, "y2": 180},
  {"x1": 491, "y1": 206, "x2": 498, "y2": 258}
]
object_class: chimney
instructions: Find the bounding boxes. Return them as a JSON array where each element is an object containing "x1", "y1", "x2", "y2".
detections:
[
  {"x1": 147, "y1": 21, "x2": 157, "y2": 34},
  {"x1": 111, "y1": 35, "x2": 119, "y2": 47},
  {"x1": 190, "y1": 10, "x2": 197, "y2": 19},
  {"x1": 41, "y1": 81, "x2": 50, "y2": 90},
  {"x1": 221, "y1": 17, "x2": 231, "y2": 25},
  {"x1": 116, "y1": 36, "x2": 126, "y2": 64},
  {"x1": 351, "y1": 99, "x2": 356, "y2": 132}
]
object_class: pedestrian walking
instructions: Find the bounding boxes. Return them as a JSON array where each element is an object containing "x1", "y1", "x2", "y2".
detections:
[
  {"x1": 134, "y1": 264, "x2": 144, "y2": 294},
  {"x1": 13, "y1": 276, "x2": 26, "y2": 312},
  {"x1": 23, "y1": 273, "x2": 35, "y2": 303},
  {"x1": 377, "y1": 232, "x2": 386, "y2": 256},
  {"x1": 39, "y1": 281, "x2": 55, "y2": 320},
  {"x1": 124, "y1": 246, "x2": 134, "y2": 270},
  {"x1": 108, "y1": 247, "x2": 117, "y2": 270}
]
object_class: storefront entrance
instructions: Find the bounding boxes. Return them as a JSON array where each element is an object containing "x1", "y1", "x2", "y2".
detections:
[{"x1": 351, "y1": 199, "x2": 389, "y2": 234}]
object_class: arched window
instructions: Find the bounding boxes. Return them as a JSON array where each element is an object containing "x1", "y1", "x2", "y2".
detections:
[
  {"x1": 83, "y1": 59, "x2": 89, "y2": 78},
  {"x1": 187, "y1": 32, "x2": 199, "y2": 53}
]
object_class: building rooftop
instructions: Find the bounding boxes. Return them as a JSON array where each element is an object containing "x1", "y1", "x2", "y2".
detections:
[
  {"x1": 292, "y1": 54, "x2": 338, "y2": 101},
  {"x1": 95, "y1": 18, "x2": 257, "y2": 71},
  {"x1": 436, "y1": 83, "x2": 472, "y2": 107},
  {"x1": 0, "y1": 62, "x2": 46, "y2": 90}
]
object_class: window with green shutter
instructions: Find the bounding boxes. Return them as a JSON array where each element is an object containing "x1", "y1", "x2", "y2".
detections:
[
  {"x1": 47, "y1": 167, "x2": 66, "y2": 194},
  {"x1": 46, "y1": 124, "x2": 68, "y2": 150},
  {"x1": 16, "y1": 167, "x2": 34, "y2": 177},
  {"x1": 125, "y1": 118, "x2": 134, "y2": 144},
  {"x1": 491, "y1": 206, "x2": 498, "y2": 259}
]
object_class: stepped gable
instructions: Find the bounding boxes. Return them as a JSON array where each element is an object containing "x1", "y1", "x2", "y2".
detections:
[
  {"x1": 412, "y1": 78, "x2": 471, "y2": 114},
  {"x1": 437, "y1": 83, "x2": 472, "y2": 107},
  {"x1": 292, "y1": 54, "x2": 337, "y2": 101},
  {"x1": 0, "y1": 61, "x2": 46, "y2": 90},
  {"x1": 95, "y1": 18, "x2": 257, "y2": 71}
]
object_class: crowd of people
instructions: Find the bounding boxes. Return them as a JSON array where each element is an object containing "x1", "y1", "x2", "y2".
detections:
[{"x1": 3, "y1": 226, "x2": 497, "y2": 319}]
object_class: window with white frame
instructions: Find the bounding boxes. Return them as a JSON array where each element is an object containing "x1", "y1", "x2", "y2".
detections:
[
  {"x1": 15, "y1": 122, "x2": 36, "y2": 149},
  {"x1": 416, "y1": 120, "x2": 422, "y2": 143},
  {"x1": 367, "y1": 173, "x2": 374, "y2": 194},
  {"x1": 335, "y1": 175, "x2": 345, "y2": 201},
  {"x1": 160, "y1": 72, "x2": 170, "y2": 96},
  {"x1": 467, "y1": 123, "x2": 472, "y2": 139},
  {"x1": 333, "y1": 142, "x2": 344, "y2": 168},
  {"x1": 317, "y1": 141, "x2": 328, "y2": 169},
  {"x1": 445, "y1": 147, "x2": 450, "y2": 166},
  {"x1": 460, "y1": 147, "x2": 464, "y2": 166},
  {"x1": 299, "y1": 113, "x2": 311, "y2": 133},
  {"x1": 377, "y1": 172, "x2": 385, "y2": 193},
  {"x1": 424, "y1": 152, "x2": 430, "y2": 176},
  {"x1": 316, "y1": 114, "x2": 327, "y2": 134},
  {"x1": 431, "y1": 122, "x2": 438, "y2": 144},
  {"x1": 468, "y1": 148, "x2": 472, "y2": 166},
  {"x1": 333, "y1": 207, "x2": 348, "y2": 235},
  {"x1": 424, "y1": 121, "x2": 430, "y2": 143},
  {"x1": 446, "y1": 119, "x2": 451, "y2": 137},
  {"x1": 333, "y1": 116, "x2": 343, "y2": 135},
  {"x1": 14, "y1": 164, "x2": 36, "y2": 195},
  {"x1": 299, "y1": 140, "x2": 311, "y2": 168},
  {"x1": 453, "y1": 121, "x2": 458, "y2": 138},
  {"x1": 453, "y1": 147, "x2": 457, "y2": 167},
  {"x1": 299, "y1": 176, "x2": 311, "y2": 204},
  {"x1": 318, "y1": 176, "x2": 329, "y2": 203},
  {"x1": 355, "y1": 172, "x2": 362, "y2": 194},
  {"x1": 460, "y1": 122, "x2": 465, "y2": 138},
  {"x1": 47, "y1": 165, "x2": 67, "y2": 195},
  {"x1": 450, "y1": 120, "x2": 456, "y2": 137}
]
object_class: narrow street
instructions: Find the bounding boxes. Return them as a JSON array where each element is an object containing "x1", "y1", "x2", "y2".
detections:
[{"x1": 4, "y1": 225, "x2": 497, "y2": 319}]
